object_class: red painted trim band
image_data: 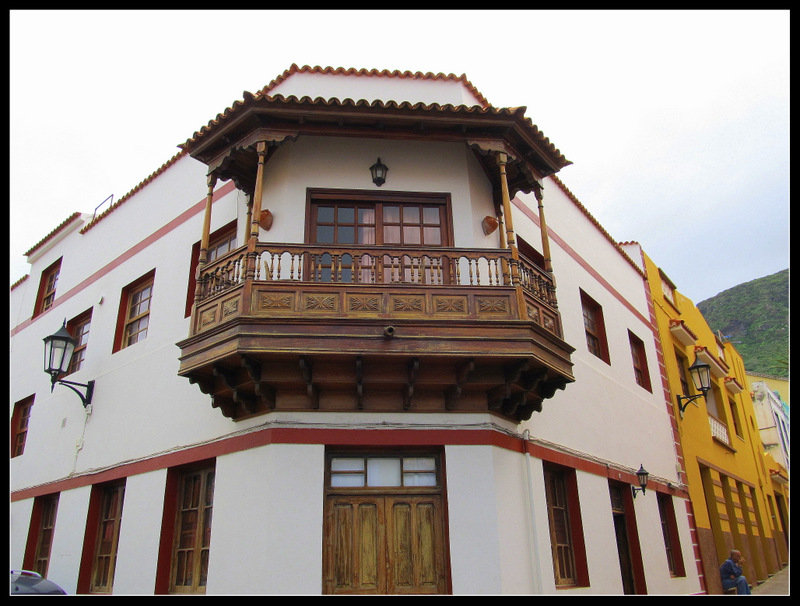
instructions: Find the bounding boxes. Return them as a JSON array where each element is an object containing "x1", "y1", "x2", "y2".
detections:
[{"x1": 11, "y1": 425, "x2": 687, "y2": 502}]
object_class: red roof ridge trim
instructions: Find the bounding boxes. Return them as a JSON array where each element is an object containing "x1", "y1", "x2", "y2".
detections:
[
  {"x1": 79, "y1": 150, "x2": 187, "y2": 235},
  {"x1": 10, "y1": 274, "x2": 29, "y2": 292},
  {"x1": 257, "y1": 64, "x2": 491, "y2": 108},
  {"x1": 549, "y1": 174, "x2": 643, "y2": 275},
  {"x1": 23, "y1": 211, "x2": 83, "y2": 257}
]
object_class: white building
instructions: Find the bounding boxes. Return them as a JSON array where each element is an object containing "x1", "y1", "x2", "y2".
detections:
[
  {"x1": 10, "y1": 65, "x2": 702, "y2": 595},
  {"x1": 752, "y1": 380, "x2": 790, "y2": 471}
]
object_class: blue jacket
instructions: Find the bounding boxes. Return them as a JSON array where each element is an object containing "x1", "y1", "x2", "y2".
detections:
[{"x1": 720, "y1": 558, "x2": 743, "y2": 580}]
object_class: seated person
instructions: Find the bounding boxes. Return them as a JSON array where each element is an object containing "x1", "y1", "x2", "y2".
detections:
[{"x1": 720, "y1": 550, "x2": 751, "y2": 594}]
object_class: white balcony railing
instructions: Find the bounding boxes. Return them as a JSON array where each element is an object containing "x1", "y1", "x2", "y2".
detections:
[{"x1": 708, "y1": 414, "x2": 731, "y2": 445}]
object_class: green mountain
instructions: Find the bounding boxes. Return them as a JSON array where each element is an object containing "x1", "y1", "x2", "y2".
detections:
[{"x1": 696, "y1": 269, "x2": 789, "y2": 379}]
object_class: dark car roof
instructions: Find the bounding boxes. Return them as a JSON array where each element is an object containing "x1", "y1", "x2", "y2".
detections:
[{"x1": 10, "y1": 570, "x2": 67, "y2": 595}]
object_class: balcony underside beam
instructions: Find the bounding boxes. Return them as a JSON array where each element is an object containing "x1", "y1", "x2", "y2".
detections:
[{"x1": 181, "y1": 344, "x2": 571, "y2": 424}]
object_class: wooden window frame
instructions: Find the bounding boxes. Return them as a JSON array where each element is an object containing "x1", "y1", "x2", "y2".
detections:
[
  {"x1": 11, "y1": 395, "x2": 34, "y2": 458},
  {"x1": 543, "y1": 463, "x2": 589, "y2": 588},
  {"x1": 675, "y1": 349, "x2": 691, "y2": 398},
  {"x1": 155, "y1": 461, "x2": 216, "y2": 595},
  {"x1": 580, "y1": 290, "x2": 610, "y2": 363},
  {"x1": 608, "y1": 480, "x2": 647, "y2": 594},
  {"x1": 65, "y1": 309, "x2": 92, "y2": 375},
  {"x1": 32, "y1": 257, "x2": 62, "y2": 318},
  {"x1": 23, "y1": 493, "x2": 59, "y2": 577},
  {"x1": 326, "y1": 451, "x2": 443, "y2": 493},
  {"x1": 306, "y1": 190, "x2": 454, "y2": 285},
  {"x1": 306, "y1": 189, "x2": 454, "y2": 249},
  {"x1": 77, "y1": 481, "x2": 126, "y2": 594},
  {"x1": 628, "y1": 330, "x2": 652, "y2": 392},
  {"x1": 113, "y1": 270, "x2": 155, "y2": 353},
  {"x1": 727, "y1": 396, "x2": 744, "y2": 439},
  {"x1": 185, "y1": 221, "x2": 238, "y2": 318},
  {"x1": 656, "y1": 492, "x2": 686, "y2": 577}
]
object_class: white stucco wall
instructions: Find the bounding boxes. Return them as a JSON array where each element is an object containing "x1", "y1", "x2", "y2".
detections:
[
  {"x1": 207, "y1": 443, "x2": 325, "y2": 594},
  {"x1": 112, "y1": 468, "x2": 168, "y2": 594}
]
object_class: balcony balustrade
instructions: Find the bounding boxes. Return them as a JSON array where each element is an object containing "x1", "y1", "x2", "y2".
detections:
[
  {"x1": 194, "y1": 243, "x2": 558, "y2": 316},
  {"x1": 177, "y1": 242, "x2": 573, "y2": 422},
  {"x1": 708, "y1": 414, "x2": 732, "y2": 446}
]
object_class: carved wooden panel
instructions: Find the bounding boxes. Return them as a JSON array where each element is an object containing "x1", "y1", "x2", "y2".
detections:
[
  {"x1": 476, "y1": 295, "x2": 511, "y2": 316},
  {"x1": 432, "y1": 295, "x2": 468, "y2": 314},
  {"x1": 347, "y1": 293, "x2": 383, "y2": 313},
  {"x1": 195, "y1": 294, "x2": 242, "y2": 333},
  {"x1": 324, "y1": 495, "x2": 447, "y2": 594}
]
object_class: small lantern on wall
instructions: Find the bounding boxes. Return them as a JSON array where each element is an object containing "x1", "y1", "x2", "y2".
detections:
[
  {"x1": 631, "y1": 465, "x2": 649, "y2": 499},
  {"x1": 676, "y1": 354, "x2": 712, "y2": 418},
  {"x1": 43, "y1": 321, "x2": 95, "y2": 407},
  {"x1": 370, "y1": 157, "x2": 388, "y2": 187}
]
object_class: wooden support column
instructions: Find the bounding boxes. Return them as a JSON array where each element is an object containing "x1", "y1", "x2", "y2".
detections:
[
  {"x1": 534, "y1": 185, "x2": 554, "y2": 273},
  {"x1": 194, "y1": 174, "x2": 217, "y2": 310},
  {"x1": 243, "y1": 193, "x2": 253, "y2": 245},
  {"x1": 246, "y1": 141, "x2": 268, "y2": 282},
  {"x1": 250, "y1": 141, "x2": 268, "y2": 243},
  {"x1": 497, "y1": 153, "x2": 517, "y2": 253},
  {"x1": 497, "y1": 153, "x2": 523, "y2": 316},
  {"x1": 199, "y1": 174, "x2": 217, "y2": 266}
]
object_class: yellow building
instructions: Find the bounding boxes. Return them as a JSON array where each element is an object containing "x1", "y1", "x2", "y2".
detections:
[{"x1": 624, "y1": 244, "x2": 789, "y2": 594}]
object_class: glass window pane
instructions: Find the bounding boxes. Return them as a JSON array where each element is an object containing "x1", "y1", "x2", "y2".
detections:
[
  {"x1": 317, "y1": 206, "x2": 335, "y2": 222},
  {"x1": 367, "y1": 458, "x2": 402, "y2": 486},
  {"x1": 403, "y1": 227, "x2": 421, "y2": 244},
  {"x1": 358, "y1": 208, "x2": 376, "y2": 224},
  {"x1": 384, "y1": 206, "x2": 400, "y2": 223},
  {"x1": 403, "y1": 206, "x2": 419, "y2": 222},
  {"x1": 338, "y1": 207, "x2": 355, "y2": 223},
  {"x1": 423, "y1": 207, "x2": 440, "y2": 224},
  {"x1": 403, "y1": 457, "x2": 436, "y2": 471},
  {"x1": 330, "y1": 474, "x2": 365, "y2": 488},
  {"x1": 384, "y1": 226, "x2": 401, "y2": 243},
  {"x1": 403, "y1": 472, "x2": 437, "y2": 487},
  {"x1": 317, "y1": 225, "x2": 334, "y2": 243},
  {"x1": 358, "y1": 226, "x2": 375, "y2": 244},
  {"x1": 423, "y1": 227, "x2": 441, "y2": 245},
  {"x1": 338, "y1": 226, "x2": 355, "y2": 244},
  {"x1": 331, "y1": 458, "x2": 365, "y2": 472}
]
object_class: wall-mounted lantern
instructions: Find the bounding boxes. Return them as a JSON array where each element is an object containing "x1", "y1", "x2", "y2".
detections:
[
  {"x1": 676, "y1": 354, "x2": 712, "y2": 418},
  {"x1": 43, "y1": 321, "x2": 95, "y2": 408},
  {"x1": 631, "y1": 464, "x2": 649, "y2": 499},
  {"x1": 370, "y1": 157, "x2": 388, "y2": 187}
]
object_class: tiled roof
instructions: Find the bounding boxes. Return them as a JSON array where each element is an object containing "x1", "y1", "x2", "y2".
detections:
[
  {"x1": 10, "y1": 274, "x2": 28, "y2": 292},
  {"x1": 79, "y1": 150, "x2": 187, "y2": 234},
  {"x1": 257, "y1": 63, "x2": 492, "y2": 108},
  {"x1": 23, "y1": 211, "x2": 83, "y2": 257},
  {"x1": 179, "y1": 64, "x2": 570, "y2": 173}
]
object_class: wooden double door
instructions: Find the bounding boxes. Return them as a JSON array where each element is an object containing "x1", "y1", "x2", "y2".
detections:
[{"x1": 323, "y1": 493, "x2": 449, "y2": 594}]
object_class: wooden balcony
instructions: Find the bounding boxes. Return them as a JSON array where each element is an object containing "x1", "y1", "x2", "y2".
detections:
[{"x1": 177, "y1": 243, "x2": 574, "y2": 423}]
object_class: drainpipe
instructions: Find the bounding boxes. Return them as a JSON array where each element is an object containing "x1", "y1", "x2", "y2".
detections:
[{"x1": 523, "y1": 429, "x2": 543, "y2": 593}]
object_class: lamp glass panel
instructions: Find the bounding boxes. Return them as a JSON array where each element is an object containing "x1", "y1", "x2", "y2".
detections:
[
  {"x1": 690, "y1": 363, "x2": 711, "y2": 392},
  {"x1": 46, "y1": 338, "x2": 75, "y2": 374}
]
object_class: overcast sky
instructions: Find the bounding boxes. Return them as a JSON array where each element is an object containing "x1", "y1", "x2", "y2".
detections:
[{"x1": 9, "y1": 10, "x2": 789, "y2": 304}]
